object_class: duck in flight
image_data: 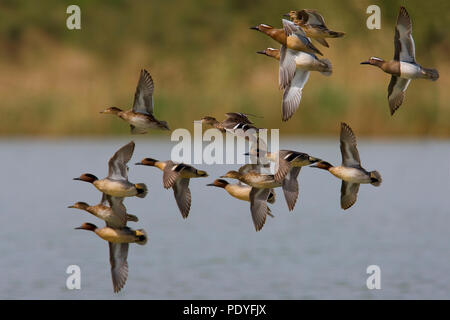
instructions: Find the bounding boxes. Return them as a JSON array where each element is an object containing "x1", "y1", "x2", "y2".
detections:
[
  {"x1": 207, "y1": 178, "x2": 275, "y2": 231},
  {"x1": 74, "y1": 141, "x2": 148, "y2": 199},
  {"x1": 75, "y1": 221, "x2": 147, "y2": 293},
  {"x1": 360, "y1": 7, "x2": 439, "y2": 115},
  {"x1": 100, "y1": 69, "x2": 169, "y2": 133},
  {"x1": 68, "y1": 194, "x2": 138, "y2": 228},
  {"x1": 135, "y1": 158, "x2": 208, "y2": 219},
  {"x1": 200, "y1": 112, "x2": 260, "y2": 135},
  {"x1": 221, "y1": 163, "x2": 300, "y2": 215},
  {"x1": 72, "y1": 192, "x2": 145, "y2": 293},
  {"x1": 257, "y1": 47, "x2": 331, "y2": 121},
  {"x1": 284, "y1": 9, "x2": 345, "y2": 48},
  {"x1": 311, "y1": 123, "x2": 382, "y2": 210}
]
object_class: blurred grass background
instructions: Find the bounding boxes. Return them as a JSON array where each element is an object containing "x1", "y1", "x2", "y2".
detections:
[{"x1": 0, "y1": 0, "x2": 448, "y2": 137}]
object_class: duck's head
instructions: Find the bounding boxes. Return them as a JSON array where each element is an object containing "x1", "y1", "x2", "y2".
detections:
[
  {"x1": 207, "y1": 179, "x2": 229, "y2": 189},
  {"x1": 360, "y1": 57, "x2": 385, "y2": 67},
  {"x1": 220, "y1": 171, "x2": 242, "y2": 180},
  {"x1": 256, "y1": 48, "x2": 280, "y2": 60},
  {"x1": 310, "y1": 160, "x2": 333, "y2": 171},
  {"x1": 100, "y1": 107, "x2": 122, "y2": 115},
  {"x1": 135, "y1": 158, "x2": 158, "y2": 167},
  {"x1": 200, "y1": 116, "x2": 218, "y2": 125},
  {"x1": 73, "y1": 173, "x2": 99, "y2": 184},
  {"x1": 250, "y1": 24, "x2": 274, "y2": 33},
  {"x1": 75, "y1": 222, "x2": 97, "y2": 232},
  {"x1": 68, "y1": 202, "x2": 90, "y2": 211}
]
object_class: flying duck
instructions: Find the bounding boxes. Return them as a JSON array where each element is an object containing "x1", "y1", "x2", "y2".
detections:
[
  {"x1": 74, "y1": 141, "x2": 148, "y2": 198},
  {"x1": 284, "y1": 9, "x2": 345, "y2": 48},
  {"x1": 311, "y1": 123, "x2": 382, "y2": 210},
  {"x1": 100, "y1": 69, "x2": 169, "y2": 133},
  {"x1": 75, "y1": 222, "x2": 147, "y2": 292},
  {"x1": 361, "y1": 7, "x2": 439, "y2": 115},
  {"x1": 257, "y1": 47, "x2": 332, "y2": 121}
]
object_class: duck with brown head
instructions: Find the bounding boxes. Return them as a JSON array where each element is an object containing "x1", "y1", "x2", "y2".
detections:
[
  {"x1": 68, "y1": 194, "x2": 138, "y2": 229},
  {"x1": 251, "y1": 20, "x2": 322, "y2": 56},
  {"x1": 75, "y1": 221, "x2": 148, "y2": 293},
  {"x1": 284, "y1": 9, "x2": 345, "y2": 48},
  {"x1": 74, "y1": 141, "x2": 147, "y2": 199},
  {"x1": 100, "y1": 69, "x2": 170, "y2": 134},
  {"x1": 360, "y1": 7, "x2": 439, "y2": 115}
]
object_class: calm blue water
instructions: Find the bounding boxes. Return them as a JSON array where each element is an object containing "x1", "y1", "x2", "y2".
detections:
[{"x1": 0, "y1": 138, "x2": 449, "y2": 299}]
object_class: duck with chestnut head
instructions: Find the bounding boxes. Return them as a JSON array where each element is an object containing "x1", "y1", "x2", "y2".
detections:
[{"x1": 74, "y1": 141, "x2": 147, "y2": 199}]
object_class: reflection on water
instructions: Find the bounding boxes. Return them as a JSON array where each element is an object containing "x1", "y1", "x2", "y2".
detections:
[{"x1": 0, "y1": 138, "x2": 449, "y2": 299}]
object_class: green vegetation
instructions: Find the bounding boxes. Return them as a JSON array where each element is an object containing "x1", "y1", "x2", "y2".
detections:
[{"x1": 0, "y1": 0, "x2": 449, "y2": 137}]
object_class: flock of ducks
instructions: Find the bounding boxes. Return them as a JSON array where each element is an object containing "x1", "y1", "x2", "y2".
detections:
[{"x1": 69, "y1": 7, "x2": 438, "y2": 293}]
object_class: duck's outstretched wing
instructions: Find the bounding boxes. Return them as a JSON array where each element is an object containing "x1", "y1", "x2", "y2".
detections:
[
  {"x1": 282, "y1": 68, "x2": 310, "y2": 121},
  {"x1": 340, "y1": 181, "x2": 360, "y2": 210},
  {"x1": 132, "y1": 69, "x2": 155, "y2": 115},
  {"x1": 105, "y1": 195, "x2": 128, "y2": 228},
  {"x1": 172, "y1": 178, "x2": 191, "y2": 219},
  {"x1": 339, "y1": 123, "x2": 361, "y2": 167},
  {"x1": 224, "y1": 112, "x2": 254, "y2": 124},
  {"x1": 388, "y1": 76, "x2": 411, "y2": 115},
  {"x1": 162, "y1": 162, "x2": 192, "y2": 189},
  {"x1": 282, "y1": 167, "x2": 301, "y2": 211},
  {"x1": 109, "y1": 242, "x2": 129, "y2": 293},
  {"x1": 275, "y1": 150, "x2": 310, "y2": 182},
  {"x1": 108, "y1": 141, "x2": 134, "y2": 180},
  {"x1": 394, "y1": 7, "x2": 415, "y2": 63},
  {"x1": 249, "y1": 187, "x2": 271, "y2": 231},
  {"x1": 279, "y1": 46, "x2": 297, "y2": 89}
]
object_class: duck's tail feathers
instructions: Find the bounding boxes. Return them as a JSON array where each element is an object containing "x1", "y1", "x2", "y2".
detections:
[
  {"x1": 423, "y1": 68, "x2": 439, "y2": 81},
  {"x1": 370, "y1": 171, "x2": 382, "y2": 187},
  {"x1": 126, "y1": 214, "x2": 139, "y2": 222},
  {"x1": 328, "y1": 30, "x2": 345, "y2": 38},
  {"x1": 135, "y1": 229, "x2": 148, "y2": 245},
  {"x1": 135, "y1": 183, "x2": 148, "y2": 198},
  {"x1": 319, "y1": 58, "x2": 332, "y2": 76}
]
